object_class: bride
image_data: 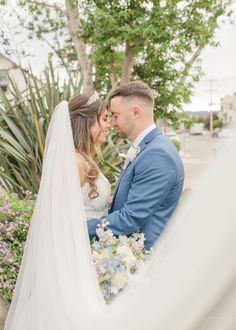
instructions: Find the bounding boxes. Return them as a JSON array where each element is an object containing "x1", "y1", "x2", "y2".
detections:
[
  {"x1": 4, "y1": 92, "x2": 236, "y2": 330},
  {"x1": 68, "y1": 92, "x2": 111, "y2": 221},
  {"x1": 4, "y1": 92, "x2": 111, "y2": 330}
]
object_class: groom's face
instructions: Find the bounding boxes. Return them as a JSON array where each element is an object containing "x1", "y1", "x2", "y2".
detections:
[{"x1": 110, "y1": 97, "x2": 135, "y2": 140}]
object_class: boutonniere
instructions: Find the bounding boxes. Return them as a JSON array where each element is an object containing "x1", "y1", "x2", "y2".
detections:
[{"x1": 119, "y1": 146, "x2": 141, "y2": 170}]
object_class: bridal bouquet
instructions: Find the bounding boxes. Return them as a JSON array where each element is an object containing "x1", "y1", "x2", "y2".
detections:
[{"x1": 90, "y1": 220, "x2": 149, "y2": 303}]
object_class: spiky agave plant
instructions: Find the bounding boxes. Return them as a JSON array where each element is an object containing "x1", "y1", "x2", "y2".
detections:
[
  {"x1": 0, "y1": 62, "x2": 72, "y2": 196},
  {"x1": 96, "y1": 130, "x2": 129, "y2": 191},
  {"x1": 0, "y1": 62, "x2": 125, "y2": 196}
]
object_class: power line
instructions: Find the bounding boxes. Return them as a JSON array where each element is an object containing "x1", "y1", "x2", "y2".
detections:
[{"x1": 200, "y1": 76, "x2": 236, "y2": 83}]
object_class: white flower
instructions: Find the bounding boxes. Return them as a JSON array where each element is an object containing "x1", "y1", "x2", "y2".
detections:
[
  {"x1": 117, "y1": 244, "x2": 134, "y2": 257},
  {"x1": 126, "y1": 146, "x2": 140, "y2": 162},
  {"x1": 118, "y1": 235, "x2": 129, "y2": 245},
  {"x1": 110, "y1": 287, "x2": 119, "y2": 295},
  {"x1": 131, "y1": 240, "x2": 143, "y2": 254},
  {"x1": 117, "y1": 245, "x2": 137, "y2": 272},
  {"x1": 120, "y1": 146, "x2": 140, "y2": 169},
  {"x1": 128, "y1": 259, "x2": 138, "y2": 274},
  {"x1": 98, "y1": 251, "x2": 111, "y2": 261},
  {"x1": 111, "y1": 271, "x2": 128, "y2": 290},
  {"x1": 92, "y1": 250, "x2": 100, "y2": 262}
]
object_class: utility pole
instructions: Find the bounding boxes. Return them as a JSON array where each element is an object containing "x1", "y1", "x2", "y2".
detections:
[{"x1": 207, "y1": 79, "x2": 216, "y2": 134}]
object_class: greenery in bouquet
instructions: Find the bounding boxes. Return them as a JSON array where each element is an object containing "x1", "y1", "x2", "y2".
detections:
[
  {"x1": 90, "y1": 220, "x2": 150, "y2": 303},
  {"x1": 0, "y1": 191, "x2": 35, "y2": 303}
]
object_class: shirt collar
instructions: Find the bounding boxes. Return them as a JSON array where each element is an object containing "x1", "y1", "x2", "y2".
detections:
[{"x1": 132, "y1": 124, "x2": 156, "y2": 148}]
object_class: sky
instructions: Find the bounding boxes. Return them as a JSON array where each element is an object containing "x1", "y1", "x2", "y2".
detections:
[
  {"x1": 1, "y1": 1, "x2": 236, "y2": 112},
  {"x1": 184, "y1": 4, "x2": 236, "y2": 112}
]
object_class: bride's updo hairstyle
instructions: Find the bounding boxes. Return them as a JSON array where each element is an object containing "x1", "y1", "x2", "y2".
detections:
[{"x1": 68, "y1": 92, "x2": 106, "y2": 199}]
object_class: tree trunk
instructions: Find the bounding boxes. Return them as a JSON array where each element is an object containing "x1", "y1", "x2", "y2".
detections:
[
  {"x1": 110, "y1": 64, "x2": 118, "y2": 89},
  {"x1": 65, "y1": 0, "x2": 94, "y2": 93},
  {"x1": 120, "y1": 41, "x2": 135, "y2": 85}
]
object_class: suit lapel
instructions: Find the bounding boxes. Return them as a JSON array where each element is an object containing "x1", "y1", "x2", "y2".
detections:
[
  {"x1": 110, "y1": 168, "x2": 126, "y2": 210},
  {"x1": 111, "y1": 128, "x2": 163, "y2": 210},
  {"x1": 138, "y1": 127, "x2": 162, "y2": 150}
]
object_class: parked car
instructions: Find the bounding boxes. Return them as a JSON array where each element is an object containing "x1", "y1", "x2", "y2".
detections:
[
  {"x1": 166, "y1": 129, "x2": 178, "y2": 137},
  {"x1": 190, "y1": 123, "x2": 204, "y2": 135}
]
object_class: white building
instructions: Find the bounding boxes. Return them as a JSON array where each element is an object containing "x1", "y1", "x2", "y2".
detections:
[
  {"x1": 219, "y1": 93, "x2": 236, "y2": 125},
  {"x1": 0, "y1": 53, "x2": 30, "y2": 98}
]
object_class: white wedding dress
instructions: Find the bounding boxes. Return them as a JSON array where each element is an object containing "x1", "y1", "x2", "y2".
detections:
[
  {"x1": 4, "y1": 101, "x2": 236, "y2": 330},
  {"x1": 82, "y1": 173, "x2": 111, "y2": 220}
]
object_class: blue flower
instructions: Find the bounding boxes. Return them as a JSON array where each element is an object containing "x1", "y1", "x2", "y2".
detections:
[
  {"x1": 111, "y1": 260, "x2": 120, "y2": 271},
  {"x1": 104, "y1": 246, "x2": 112, "y2": 254},
  {"x1": 101, "y1": 257, "x2": 110, "y2": 269}
]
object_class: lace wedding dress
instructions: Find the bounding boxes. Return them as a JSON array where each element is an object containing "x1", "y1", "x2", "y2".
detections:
[
  {"x1": 82, "y1": 173, "x2": 111, "y2": 220},
  {"x1": 4, "y1": 101, "x2": 236, "y2": 330}
]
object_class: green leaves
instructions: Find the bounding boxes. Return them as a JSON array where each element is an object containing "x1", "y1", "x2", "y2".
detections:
[
  {"x1": 97, "y1": 131, "x2": 129, "y2": 191},
  {"x1": 0, "y1": 62, "x2": 73, "y2": 196},
  {"x1": 0, "y1": 61, "x2": 123, "y2": 195},
  {"x1": 85, "y1": 0, "x2": 230, "y2": 118},
  {"x1": 3, "y1": 0, "x2": 232, "y2": 127},
  {"x1": 13, "y1": 0, "x2": 232, "y2": 119}
]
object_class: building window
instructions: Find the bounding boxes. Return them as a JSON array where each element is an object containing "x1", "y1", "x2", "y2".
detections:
[{"x1": 0, "y1": 71, "x2": 8, "y2": 92}]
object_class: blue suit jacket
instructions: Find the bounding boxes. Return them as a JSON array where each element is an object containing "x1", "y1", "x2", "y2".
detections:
[{"x1": 88, "y1": 128, "x2": 184, "y2": 249}]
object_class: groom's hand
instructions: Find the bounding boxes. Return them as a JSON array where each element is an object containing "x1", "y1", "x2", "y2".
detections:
[{"x1": 87, "y1": 216, "x2": 106, "y2": 239}]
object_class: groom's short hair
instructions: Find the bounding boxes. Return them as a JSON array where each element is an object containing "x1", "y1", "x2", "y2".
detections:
[{"x1": 110, "y1": 81, "x2": 154, "y2": 106}]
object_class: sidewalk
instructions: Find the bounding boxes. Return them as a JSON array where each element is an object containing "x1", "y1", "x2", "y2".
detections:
[{"x1": 179, "y1": 132, "x2": 224, "y2": 191}]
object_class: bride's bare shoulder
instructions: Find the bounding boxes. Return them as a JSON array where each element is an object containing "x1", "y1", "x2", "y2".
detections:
[{"x1": 75, "y1": 153, "x2": 88, "y2": 186}]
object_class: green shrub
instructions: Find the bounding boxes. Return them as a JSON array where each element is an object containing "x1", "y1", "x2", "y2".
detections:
[
  {"x1": 213, "y1": 119, "x2": 223, "y2": 129},
  {"x1": 171, "y1": 138, "x2": 181, "y2": 152}
]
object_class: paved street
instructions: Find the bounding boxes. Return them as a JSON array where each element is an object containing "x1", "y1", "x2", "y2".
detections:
[{"x1": 179, "y1": 131, "x2": 225, "y2": 192}]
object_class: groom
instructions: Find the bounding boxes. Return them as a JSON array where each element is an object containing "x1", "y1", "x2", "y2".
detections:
[{"x1": 88, "y1": 81, "x2": 184, "y2": 250}]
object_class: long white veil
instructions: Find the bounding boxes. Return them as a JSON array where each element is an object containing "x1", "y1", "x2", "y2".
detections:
[
  {"x1": 4, "y1": 101, "x2": 105, "y2": 330},
  {"x1": 4, "y1": 101, "x2": 236, "y2": 329}
]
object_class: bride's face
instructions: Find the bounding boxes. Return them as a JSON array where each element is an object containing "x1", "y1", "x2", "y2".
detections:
[{"x1": 90, "y1": 109, "x2": 110, "y2": 145}]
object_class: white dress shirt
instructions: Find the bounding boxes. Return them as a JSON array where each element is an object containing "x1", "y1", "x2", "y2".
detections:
[
  {"x1": 122, "y1": 124, "x2": 157, "y2": 169},
  {"x1": 132, "y1": 123, "x2": 156, "y2": 148}
]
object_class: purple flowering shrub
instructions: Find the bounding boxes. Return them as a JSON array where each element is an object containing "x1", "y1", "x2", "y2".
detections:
[{"x1": 0, "y1": 191, "x2": 35, "y2": 303}]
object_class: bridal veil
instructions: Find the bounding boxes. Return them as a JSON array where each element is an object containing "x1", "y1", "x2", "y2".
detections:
[{"x1": 4, "y1": 101, "x2": 105, "y2": 330}]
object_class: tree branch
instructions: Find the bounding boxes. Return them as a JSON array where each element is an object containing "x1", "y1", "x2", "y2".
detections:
[
  {"x1": 180, "y1": 45, "x2": 202, "y2": 84},
  {"x1": 65, "y1": 0, "x2": 94, "y2": 92}
]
